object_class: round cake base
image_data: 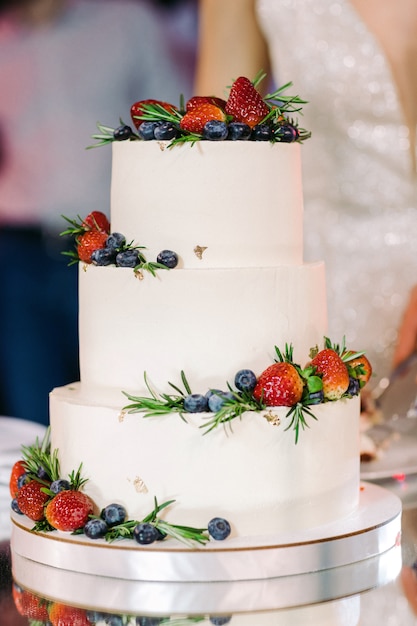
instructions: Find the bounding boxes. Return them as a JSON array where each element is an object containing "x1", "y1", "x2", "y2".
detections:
[
  {"x1": 11, "y1": 482, "x2": 401, "y2": 584},
  {"x1": 11, "y1": 543, "x2": 401, "y2": 616}
]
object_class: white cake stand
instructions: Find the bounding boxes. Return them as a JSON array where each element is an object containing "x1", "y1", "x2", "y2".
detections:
[
  {"x1": 11, "y1": 482, "x2": 401, "y2": 585},
  {"x1": 11, "y1": 543, "x2": 401, "y2": 616}
]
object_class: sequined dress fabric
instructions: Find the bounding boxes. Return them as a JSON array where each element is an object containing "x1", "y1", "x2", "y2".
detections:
[{"x1": 257, "y1": 0, "x2": 417, "y2": 379}]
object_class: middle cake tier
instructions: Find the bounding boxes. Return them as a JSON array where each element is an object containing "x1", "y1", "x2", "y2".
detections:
[{"x1": 78, "y1": 263, "x2": 327, "y2": 393}]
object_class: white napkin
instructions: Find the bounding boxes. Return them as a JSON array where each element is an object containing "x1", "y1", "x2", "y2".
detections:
[{"x1": 0, "y1": 417, "x2": 47, "y2": 541}]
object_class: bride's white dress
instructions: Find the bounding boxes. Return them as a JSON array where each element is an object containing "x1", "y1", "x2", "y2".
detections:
[{"x1": 257, "y1": 0, "x2": 417, "y2": 380}]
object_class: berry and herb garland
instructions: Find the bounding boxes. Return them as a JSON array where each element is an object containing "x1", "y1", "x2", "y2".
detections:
[
  {"x1": 123, "y1": 337, "x2": 372, "y2": 445},
  {"x1": 89, "y1": 72, "x2": 311, "y2": 148},
  {"x1": 10, "y1": 429, "x2": 229, "y2": 546},
  {"x1": 60, "y1": 211, "x2": 177, "y2": 274}
]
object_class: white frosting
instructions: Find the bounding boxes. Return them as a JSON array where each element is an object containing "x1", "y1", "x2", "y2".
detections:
[
  {"x1": 110, "y1": 141, "x2": 304, "y2": 268},
  {"x1": 50, "y1": 386, "x2": 360, "y2": 536},
  {"x1": 78, "y1": 262, "x2": 327, "y2": 391},
  {"x1": 48, "y1": 139, "x2": 361, "y2": 541}
]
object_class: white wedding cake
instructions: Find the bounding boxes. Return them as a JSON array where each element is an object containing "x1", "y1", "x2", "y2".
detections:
[
  {"x1": 49, "y1": 137, "x2": 360, "y2": 537},
  {"x1": 12, "y1": 77, "x2": 379, "y2": 563}
]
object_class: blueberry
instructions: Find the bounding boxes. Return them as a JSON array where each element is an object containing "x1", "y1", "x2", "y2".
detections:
[
  {"x1": 274, "y1": 124, "x2": 299, "y2": 143},
  {"x1": 104, "y1": 615, "x2": 125, "y2": 626},
  {"x1": 208, "y1": 517, "x2": 231, "y2": 541},
  {"x1": 138, "y1": 121, "x2": 161, "y2": 141},
  {"x1": 227, "y1": 122, "x2": 251, "y2": 141},
  {"x1": 116, "y1": 249, "x2": 139, "y2": 267},
  {"x1": 91, "y1": 247, "x2": 116, "y2": 266},
  {"x1": 87, "y1": 611, "x2": 110, "y2": 623},
  {"x1": 50, "y1": 479, "x2": 71, "y2": 494},
  {"x1": 250, "y1": 124, "x2": 273, "y2": 141},
  {"x1": 106, "y1": 232, "x2": 126, "y2": 251},
  {"x1": 205, "y1": 388, "x2": 223, "y2": 400},
  {"x1": 11, "y1": 498, "x2": 23, "y2": 515},
  {"x1": 36, "y1": 465, "x2": 49, "y2": 480},
  {"x1": 84, "y1": 518, "x2": 109, "y2": 539},
  {"x1": 234, "y1": 369, "x2": 257, "y2": 393},
  {"x1": 209, "y1": 618, "x2": 232, "y2": 625},
  {"x1": 101, "y1": 503, "x2": 126, "y2": 526},
  {"x1": 156, "y1": 249, "x2": 178, "y2": 269},
  {"x1": 104, "y1": 615, "x2": 124, "y2": 626},
  {"x1": 154, "y1": 122, "x2": 178, "y2": 141},
  {"x1": 306, "y1": 390, "x2": 324, "y2": 405},
  {"x1": 208, "y1": 392, "x2": 234, "y2": 413},
  {"x1": 136, "y1": 618, "x2": 162, "y2": 626},
  {"x1": 17, "y1": 473, "x2": 29, "y2": 489},
  {"x1": 113, "y1": 125, "x2": 133, "y2": 141},
  {"x1": 347, "y1": 377, "x2": 360, "y2": 396},
  {"x1": 203, "y1": 120, "x2": 228, "y2": 141},
  {"x1": 154, "y1": 526, "x2": 167, "y2": 541},
  {"x1": 183, "y1": 393, "x2": 209, "y2": 413},
  {"x1": 133, "y1": 522, "x2": 159, "y2": 545}
]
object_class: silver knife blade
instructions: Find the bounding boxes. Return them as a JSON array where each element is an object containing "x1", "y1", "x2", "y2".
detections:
[{"x1": 371, "y1": 353, "x2": 417, "y2": 420}]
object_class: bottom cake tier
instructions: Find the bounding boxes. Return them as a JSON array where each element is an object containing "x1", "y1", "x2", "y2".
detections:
[{"x1": 50, "y1": 387, "x2": 360, "y2": 537}]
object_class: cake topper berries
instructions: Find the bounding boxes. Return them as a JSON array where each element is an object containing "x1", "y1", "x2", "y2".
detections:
[{"x1": 89, "y1": 72, "x2": 311, "y2": 148}]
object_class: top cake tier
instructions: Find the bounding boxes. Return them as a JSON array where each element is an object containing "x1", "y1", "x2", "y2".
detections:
[{"x1": 110, "y1": 141, "x2": 304, "y2": 269}]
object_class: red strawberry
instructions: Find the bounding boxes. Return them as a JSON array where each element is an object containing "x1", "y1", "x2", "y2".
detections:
[
  {"x1": 310, "y1": 349, "x2": 350, "y2": 400},
  {"x1": 130, "y1": 99, "x2": 178, "y2": 129},
  {"x1": 49, "y1": 602, "x2": 91, "y2": 626},
  {"x1": 9, "y1": 459, "x2": 26, "y2": 498},
  {"x1": 186, "y1": 95, "x2": 227, "y2": 112},
  {"x1": 344, "y1": 351, "x2": 373, "y2": 385},
  {"x1": 17, "y1": 479, "x2": 49, "y2": 521},
  {"x1": 45, "y1": 490, "x2": 95, "y2": 531},
  {"x1": 81, "y1": 210, "x2": 110, "y2": 233},
  {"x1": 180, "y1": 103, "x2": 226, "y2": 134},
  {"x1": 12, "y1": 587, "x2": 49, "y2": 621},
  {"x1": 225, "y1": 76, "x2": 269, "y2": 128},
  {"x1": 253, "y1": 362, "x2": 304, "y2": 406},
  {"x1": 76, "y1": 230, "x2": 108, "y2": 263}
]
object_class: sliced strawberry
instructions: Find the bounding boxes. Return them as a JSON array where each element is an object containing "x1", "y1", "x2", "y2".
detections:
[
  {"x1": 17, "y1": 479, "x2": 50, "y2": 521},
  {"x1": 130, "y1": 99, "x2": 178, "y2": 129},
  {"x1": 9, "y1": 459, "x2": 26, "y2": 498},
  {"x1": 76, "y1": 230, "x2": 108, "y2": 263},
  {"x1": 225, "y1": 76, "x2": 269, "y2": 128},
  {"x1": 186, "y1": 95, "x2": 227, "y2": 112},
  {"x1": 310, "y1": 349, "x2": 350, "y2": 400},
  {"x1": 81, "y1": 211, "x2": 110, "y2": 234},
  {"x1": 253, "y1": 362, "x2": 304, "y2": 406},
  {"x1": 180, "y1": 103, "x2": 226, "y2": 134},
  {"x1": 49, "y1": 601, "x2": 91, "y2": 626},
  {"x1": 45, "y1": 490, "x2": 95, "y2": 531}
]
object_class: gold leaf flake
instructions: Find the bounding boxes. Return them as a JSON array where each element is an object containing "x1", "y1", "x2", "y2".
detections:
[
  {"x1": 194, "y1": 245, "x2": 208, "y2": 259},
  {"x1": 134, "y1": 269, "x2": 144, "y2": 280},
  {"x1": 133, "y1": 476, "x2": 148, "y2": 493},
  {"x1": 262, "y1": 410, "x2": 281, "y2": 426},
  {"x1": 118, "y1": 410, "x2": 126, "y2": 422}
]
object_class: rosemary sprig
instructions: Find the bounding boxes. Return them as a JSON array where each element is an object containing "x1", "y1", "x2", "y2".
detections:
[
  {"x1": 87, "y1": 120, "x2": 139, "y2": 149},
  {"x1": 123, "y1": 371, "x2": 191, "y2": 418},
  {"x1": 100, "y1": 497, "x2": 209, "y2": 547},
  {"x1": 21, "y1": 427, "x2": 60, "y2": 483},
  {"x1": 200, "y1": 388, "x2": 265, "y2": 435},
  {"x1": 284, "y1": 403, "x2": 318, "y2": 445}
]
